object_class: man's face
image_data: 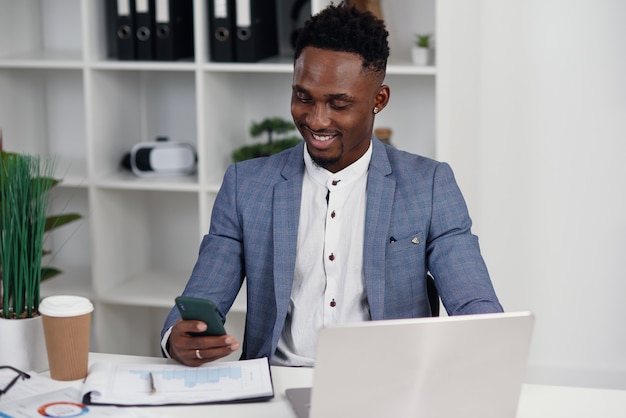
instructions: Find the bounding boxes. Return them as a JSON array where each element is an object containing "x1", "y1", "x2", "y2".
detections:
[{"x1": 291, "y1": 47, "x2": 389, "y2": 173}]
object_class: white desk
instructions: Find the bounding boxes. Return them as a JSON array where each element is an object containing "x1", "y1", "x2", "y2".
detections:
[
  {"x1": 79, "y1": 353, "x2": 626, "y2": 417},
  {"x1": 516, "y1": 384, "x2": 626, "y2": 418}
]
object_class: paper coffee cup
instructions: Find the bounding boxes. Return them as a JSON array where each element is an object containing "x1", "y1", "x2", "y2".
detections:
[{"x1": 39, "y1": 295, "x2": 94, "y2": 381}]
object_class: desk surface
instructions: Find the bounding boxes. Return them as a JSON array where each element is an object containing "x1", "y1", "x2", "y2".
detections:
[{"x1": 85, "y1": 353, "x2": 625, "y2": 418}]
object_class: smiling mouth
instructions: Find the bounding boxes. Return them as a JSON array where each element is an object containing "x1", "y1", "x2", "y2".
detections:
[
  {"x1": 305, "y1": 125, "x2": 339, "y2": 142},
  {"x1": 312, "y1": 133, "x2": 334, "y2": 142}
]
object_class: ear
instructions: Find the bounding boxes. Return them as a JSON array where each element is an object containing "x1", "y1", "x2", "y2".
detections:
[{"x1": 373, "y1": 84, "x2": 391, "y2": 113}]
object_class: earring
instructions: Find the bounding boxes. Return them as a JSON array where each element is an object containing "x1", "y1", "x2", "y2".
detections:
[{"x1": 373, "y1": 107, "x2": 379, "y2": 114}]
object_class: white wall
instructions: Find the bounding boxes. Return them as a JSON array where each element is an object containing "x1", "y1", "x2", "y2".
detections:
[{"x1": 438, "y1": 0, "x2": 626, "y2": 389}]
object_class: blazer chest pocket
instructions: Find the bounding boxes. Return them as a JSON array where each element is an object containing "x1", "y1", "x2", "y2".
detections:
[{"x1": 386, "y1": 231, "x2": 424, "y2": 254}]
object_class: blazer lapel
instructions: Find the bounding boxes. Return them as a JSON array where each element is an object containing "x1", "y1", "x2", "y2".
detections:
[
  {"x1": 272, "y1": 145, "x2": 305, "y2": 334},
  {"x1": 364, "y1": 139, "x2": 395, "y2": 320}
]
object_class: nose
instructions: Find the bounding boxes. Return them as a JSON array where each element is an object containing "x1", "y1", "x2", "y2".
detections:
[{"x1": 306, "y1": 103, "x2": 331, "y2": 131}]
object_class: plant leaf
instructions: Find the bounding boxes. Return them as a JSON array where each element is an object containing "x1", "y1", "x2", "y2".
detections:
[
  {"x1": 45, "y1": 213, "x2": 81, "y2": 232},
  {"x1": 41, "y1": 267, "x2": 62, "y2": 281}
]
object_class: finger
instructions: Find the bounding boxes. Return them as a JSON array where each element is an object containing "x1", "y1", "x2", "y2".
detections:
[
  {"x1": 173, "y1": 319, "x2": 207, "y2": 335},
  {"x1": 190, "y1": 346, "x2": 233, "y2": 363},
  {"x1": 168, "y1": 321, "x2": 208, "y2": 365},
  {"x1": 173, "y1": 335, "x2": 240, "y2": 366},
  {"x1": 189, "y1": 336, "x2": 241, "y2": 363},
  {"x1": 188, "y1": 335, "x2": 240, "y2": 353}
]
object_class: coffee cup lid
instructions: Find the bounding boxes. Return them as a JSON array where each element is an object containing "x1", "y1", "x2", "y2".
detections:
[{"x1": 39, "y1": 295, "x2": 94, "y2": 317}]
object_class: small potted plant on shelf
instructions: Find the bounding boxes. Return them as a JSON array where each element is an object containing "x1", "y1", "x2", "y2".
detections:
[
  {"x1": 232, "y1": 117, "x2": 302, "y2": 162},
  {"x1": 412, "y1": 33, "x2": 434, "y2": 66},
  {"x1": 0, "y1": 148, "x2": 82, "y2": 371}
]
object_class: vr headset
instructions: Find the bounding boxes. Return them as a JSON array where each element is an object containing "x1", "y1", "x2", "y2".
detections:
[{"x1": 122, "y1": 140, "x2": 197, "y2": 177}]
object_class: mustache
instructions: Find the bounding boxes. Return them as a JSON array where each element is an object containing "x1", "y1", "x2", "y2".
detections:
[{"x1": 297, "y1": 124, "x2": 339, "y2": 136}]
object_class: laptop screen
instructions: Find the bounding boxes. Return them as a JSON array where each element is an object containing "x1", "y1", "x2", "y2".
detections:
[{"x1": 287, "y1": 311, "x2": 534, "y2": 418}]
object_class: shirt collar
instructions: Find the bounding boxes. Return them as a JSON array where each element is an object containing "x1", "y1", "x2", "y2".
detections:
[{"x1": 303, "y1": 141, "x2": 372, "y2": 189}]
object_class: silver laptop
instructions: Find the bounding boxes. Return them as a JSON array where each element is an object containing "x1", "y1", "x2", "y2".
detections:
[{"x1": 286, "y1": 311, "x2": 534, "y2": 418}]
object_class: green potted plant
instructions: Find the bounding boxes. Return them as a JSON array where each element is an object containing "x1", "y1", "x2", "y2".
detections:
[
  {"x1": 412, "y1": 33, "x2": 434, "y2": 66},
  {"x1": 232, "y1": 117, "x2": 302, "y2": 162},
  {"x1": 0, "y1": 149, "x2": 82, "y2": 371}
]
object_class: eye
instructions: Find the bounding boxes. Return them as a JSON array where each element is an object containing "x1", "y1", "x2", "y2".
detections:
[
  {"x1": 330, "y1": 102, "x2": 349, "y2": 110},
  {"x1": 295, "y1": 92, "x2": 312, "y2": 103}
]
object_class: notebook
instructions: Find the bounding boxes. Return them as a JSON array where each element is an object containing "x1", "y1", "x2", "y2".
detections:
[{"x1": 286, "y1": 311, "x2": 534, "y2": 418}]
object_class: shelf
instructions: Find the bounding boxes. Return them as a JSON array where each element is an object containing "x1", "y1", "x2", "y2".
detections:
[
  {"x1": 90, "y1": 60, "x2": 196, "y2": 72},
  {"x1": 94, "y1": 172, "x2": 200, "y2": 192},
  {"x1": 0, "y1": 0, "x2": 83, "y2": 68},
  {"x1": 98, "y1": 271, "x2": 189, "y2": 308},
  {"x1": 203, "y1": 182, "x2": 222, "y2": 194},
  {"x1": 0, "y1": 53, "x2": 435, "y2": 77},
  {"x1": 387, "y1": 63, "x2": 436, "y2": 75},
  {"x1": 0, "y1": 68, "x2": 85, "y2": 158},
  {"x1": 97, "y1": 271, "x2": 248, "y2": 313},
  {"x1": 0, "y1": 0, "x2": 436, "y2": 357},
  {"x1": 0, "y1": 50, "x2": 83, "y2": 68},
  {"x1": 202, "y1": 60, "x2": 435, "y2": 76},
  {"x1": 52, "y1": 157, "x2": 89, "y2": 186},
  {"x1": 40, "y1": 265, "x2": 94, "y2": 300}
]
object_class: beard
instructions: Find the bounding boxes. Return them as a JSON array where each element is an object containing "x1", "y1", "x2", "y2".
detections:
[
  {"x1": 306, "y1": 139, "x2": 343, "y2": 171},
  {"x1": 310, "y1": 153, "x2": 341, "y2": 170}
]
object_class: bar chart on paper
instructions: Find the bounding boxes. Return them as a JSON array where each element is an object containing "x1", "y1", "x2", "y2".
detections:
[
  {"x1": 82, "y1": 358, "x2": 274, "y2": 406},
  {"x1": 133, "y1": 364, "x2": 243, "y2": 389}
]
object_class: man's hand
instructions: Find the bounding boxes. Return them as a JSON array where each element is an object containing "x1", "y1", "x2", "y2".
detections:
[{"x1": 168, "y1": 319, "x2": 240, "y2": 366}]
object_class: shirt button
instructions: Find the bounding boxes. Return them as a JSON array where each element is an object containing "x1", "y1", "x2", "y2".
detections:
[
  {"x1": 330, "y1": 299, "x2": 337, "y2": 307},
  {"x1": 329, "y1": 253, "x2": 335, "y2": 261},
  {"x1": 331, "y1": 210, "x2": 336, "y2": 218}
]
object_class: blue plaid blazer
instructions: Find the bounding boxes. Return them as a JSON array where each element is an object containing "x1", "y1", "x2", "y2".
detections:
[{"x1": 162, "y1": 138, "x2": 502, "y2": 360}]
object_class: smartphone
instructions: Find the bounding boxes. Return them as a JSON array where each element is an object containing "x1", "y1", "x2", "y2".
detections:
[{"x1": 175, "y1": 296, "x2": 227, "y2": 337}]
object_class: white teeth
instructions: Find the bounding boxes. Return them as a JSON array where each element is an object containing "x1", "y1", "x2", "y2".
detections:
[{"x1": 313, "y1": 134, "x2": 333, "y2": 141}]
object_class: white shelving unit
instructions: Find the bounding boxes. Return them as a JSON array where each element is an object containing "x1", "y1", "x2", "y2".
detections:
[{"x1": 0, "y1": 0, "x2": 435, "y2": 357}]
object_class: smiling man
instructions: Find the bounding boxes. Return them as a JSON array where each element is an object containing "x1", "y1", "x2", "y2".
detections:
[
  {"x1": 291, "y1": 45, "x2": 388, "y2": 173},
  {"x1": 161, "y1": 2, "x2": 503, "y2": 367}
]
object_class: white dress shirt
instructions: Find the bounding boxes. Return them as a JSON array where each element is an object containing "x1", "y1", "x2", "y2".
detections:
[
  {"x1": 161, "y1": 142, "x2": 373, "y2": 363},
  {"x1": 273, "y1": 142, "x2": 372, "y2": 366}
]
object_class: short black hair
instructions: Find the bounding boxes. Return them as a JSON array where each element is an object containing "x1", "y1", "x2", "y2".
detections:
[{"x1": 294, "y1": 2, "x2": 389, "y2": 77}]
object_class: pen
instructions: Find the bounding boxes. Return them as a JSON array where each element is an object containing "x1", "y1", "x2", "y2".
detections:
[{"x1": 149, "y1": 372, "x2": 157, "y2": 394}]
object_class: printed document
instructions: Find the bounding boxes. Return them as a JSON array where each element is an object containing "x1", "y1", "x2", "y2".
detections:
[
  {"x1": 81, "y1": 357, "x2": 274, "y2": 406},
  {"x1": 0, "y1": 387, "x2": 159, "y2": 418}
]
